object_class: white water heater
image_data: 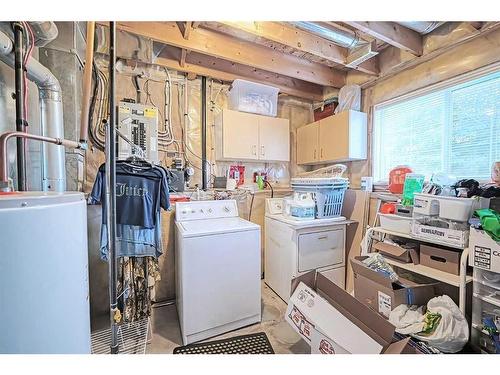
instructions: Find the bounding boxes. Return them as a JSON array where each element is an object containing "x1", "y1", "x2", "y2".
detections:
[{"x1": 0, "y1": 192, "x2": 91, "y2": 353}]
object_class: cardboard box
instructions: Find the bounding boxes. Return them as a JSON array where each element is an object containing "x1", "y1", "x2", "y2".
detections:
[
  {"x1": 469, "y1": 227, "x2": 500, "y2": 273},
  {"x1": 286, "y1": 271, "x2": 413, "y2": 354},
  {"x1": 411, "y1": 221, "x2": 468, "y2": 248},
  {"x1": 351, "y1": 257, "x2": 436, "y2": 318},
  {"x1": 420, "y1": 244, "x2": 461, "y2": 275},
  {"x1": 373, "y1": 241, "x2": 419, "y2": 264}
]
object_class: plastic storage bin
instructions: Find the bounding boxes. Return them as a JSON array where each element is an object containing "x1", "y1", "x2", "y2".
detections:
[
  {"x1": 413, "y1": 193, "x2": 488, "y2": 222},
  {"x1": 471, "y1": 326, "x2": 498, "y2": 353},
  {"x1": 472, "y1": 294, "x2": 500, "y2": 329},
  {"x1": 474, "y1": 268, "x2": 500, "y2": 289},
  {"x1": 228, "y1": 79, "x2": 279, "y2": 117},
  {"x1": 474, "y1": 282, "x2": 500, "y2": 305},
  {"x1": 291, "y1": 178, "x2": 349, "y2": 219},
  {"x1": 378, "y1": 214, "x2": 412, "y2": 235}
]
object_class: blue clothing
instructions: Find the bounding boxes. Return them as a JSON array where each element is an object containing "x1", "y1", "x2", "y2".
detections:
[
  {"x1": 90, "y1": 162, "x2": 170, "y2": 259},
  {"x1": 90, "y1": 163, "x2": 170, "y2": 228},
  {"x1": 99, "y1": 214, "x2": 163, "y2": 260}
]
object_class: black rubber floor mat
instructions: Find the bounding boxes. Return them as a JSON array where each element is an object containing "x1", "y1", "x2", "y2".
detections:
[{"x1": 173, "y1": 332, "x2": 275, "y2": 354}]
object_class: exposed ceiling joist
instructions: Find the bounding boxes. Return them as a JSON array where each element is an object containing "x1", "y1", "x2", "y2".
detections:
[
  {"x1": 203, "y1": 21, "x2": 379, "y2": 76},
  {"x1": 154, "y1": 53, "x2": 324, "y2": 101},
  {"x1": 344, "y1": 21, "x2": 423, "y2": 56},
  {"x1": 107, "y1": 21, "x2": 346, "y2": 87}
]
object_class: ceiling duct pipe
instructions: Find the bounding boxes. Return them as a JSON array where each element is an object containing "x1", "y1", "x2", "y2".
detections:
[
  {"x1": 289, "y1": 21, "x2": 363, "y2": 49},
  {"x1": 397, "y1": 22, "x2": 444, "y2": 34},
  {"x1": 0, "y1": 24, "x2": 78, "y2": 191}
]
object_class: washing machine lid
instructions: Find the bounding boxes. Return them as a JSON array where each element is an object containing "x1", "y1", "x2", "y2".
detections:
[{"x1": 177, "y1": 217, "x2": 260, "y2": 238}]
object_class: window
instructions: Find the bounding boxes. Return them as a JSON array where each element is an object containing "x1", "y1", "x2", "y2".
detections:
[{"x1": 373, "y1": 69, "x2": 500, "y2": 182}]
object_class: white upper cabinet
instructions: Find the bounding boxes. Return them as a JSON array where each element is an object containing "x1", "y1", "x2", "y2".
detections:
[
  {"x1": 215, "y1": 109, "x2": 290, "y2": 162},
  {"x1": 296, "y1": 110, "x2": 367, "y2": 165}
]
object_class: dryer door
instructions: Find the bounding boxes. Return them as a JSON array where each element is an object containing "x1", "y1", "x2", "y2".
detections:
[{"x1": 297, "y1": 229, "x2": 344, "y2": 272}]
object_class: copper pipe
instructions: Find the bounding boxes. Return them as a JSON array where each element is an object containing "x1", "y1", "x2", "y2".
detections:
[
  {"x1": 80, "y1": 21, "x2": 95, "y2": 143},
  {"x1": 0, "y1": 131, "x2": 81, "y2": 191}
]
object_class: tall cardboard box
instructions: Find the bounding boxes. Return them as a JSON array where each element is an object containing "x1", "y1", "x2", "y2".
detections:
[
  {"x1": 468, "y1": 227, "x2": 500, "y2": 273},
  {"x1": 286, "y1": 271, "x2": 414, "y2": 354},
  {"x1": 351, "y1": 256, "x2": 436, "y2": 318}
]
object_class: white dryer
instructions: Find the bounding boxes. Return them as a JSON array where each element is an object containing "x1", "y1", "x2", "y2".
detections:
[
  {"x1": 264, "y1": 198, "x2": 350, "y2": 302},
  {"x1": 175, "y1": 199, "x2": 261, "y2": 345}
]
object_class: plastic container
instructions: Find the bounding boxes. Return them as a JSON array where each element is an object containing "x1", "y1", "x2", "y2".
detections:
[
  {"x1": 474, "y1": 282, "x2": 500, "y2": 304},
  {"x1": 291, "y1": 178, "x2": 349, "y2": 219},
  {"x1": 413, "y1": 193, "x2": 487, "y2": 222},
  {"x1": 286, "y1": 193, "x2": 316, "y2": 220},
  {"x1": 471, "y1": 326, "x2": 498, "y2": 354},
  {"x1": 228, "y1": 79, "x2": 279, "y2": 117},
  {"x1": 474, "y1": 268, "x2": 500, "y2": 289},
  {"x1": 472, "y1": 294, "x2": 500, "y2": 330},
  {"x1": 379, "y1": 214, "x2": 413, "y2": 235}
]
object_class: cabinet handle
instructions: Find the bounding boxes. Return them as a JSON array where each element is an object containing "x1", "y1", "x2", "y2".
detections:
[
  {"x1": 314, "y1": 149, "x2": 317, "y2": 159},
  {"x1": 261, "y1": 145, "x2": 265, "y2": 156},
  {"x1": 317, "y1": 235, "x2": 328, "y2": 240},
  {"x1": 320, "y1": 148, "x2": 323, "y2": 158},
  {"x1": 252, "y1": 145, "x2": 257, "y2": 156}
]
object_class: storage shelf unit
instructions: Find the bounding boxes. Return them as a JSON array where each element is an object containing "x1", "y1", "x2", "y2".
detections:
[
  {"x1": 385, "y1": 257, "x2": 472, "y2": 287},
  {"x1": 364, "y1": 226, "x2": 471, "y2": 314}
]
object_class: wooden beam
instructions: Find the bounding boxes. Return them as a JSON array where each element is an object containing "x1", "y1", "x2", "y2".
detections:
[
  {"x1": 154, "y1": 50, "x2": 324, "y2": 101},
  {"x1": 183, "y1": 22, "x2": 192, "y2": 39},
  {"x1": 204, "y1": 21, "x2": 379, "y2": 76},
  {"x1": 110, "y1": 21, "x2": 346, "y2": 87},
  {"x1": 344, "y1": 21, "x2": 422, "y2": 56},
  {"x1": 180, "y1": 49, "x2": 188, "y2": 67}
]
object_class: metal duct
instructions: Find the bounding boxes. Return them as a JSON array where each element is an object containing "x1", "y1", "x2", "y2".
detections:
[
  {"x1": 289, "y1": 21, "x2": 362, "y2": 49},
  {"x1": 0, "y1": 28, "x2": 67, "y2": 191},
  {"x1": 397, "y1": 22, "x2": 444, "y2": 35}
]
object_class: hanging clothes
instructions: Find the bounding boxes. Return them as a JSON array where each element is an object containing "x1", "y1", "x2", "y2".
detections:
[
  {"x1": 117, "y1": 256, "x2": 161, "y2": 323},
  {"x1": 90, "y1": 161, "x2": 171, "y2": 259},
  {"x1": 90, "y1": 159, "x2": 171, "y2": 323}
]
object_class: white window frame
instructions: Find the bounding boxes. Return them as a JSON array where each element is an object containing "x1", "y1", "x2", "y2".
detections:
[{"x1": 372, "y1": 62, "x2": 500, "y2": 183}]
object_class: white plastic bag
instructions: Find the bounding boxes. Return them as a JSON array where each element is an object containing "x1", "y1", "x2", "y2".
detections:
[
  {"x1": 412, "y1": 295, "x2": 469, "y2": 353},
  {"x1": 334, "y1": 85, "x2": 361, "y2": 114},
  {"x1": 389, "y1": 295, "x2": 469, "y2": 353}
]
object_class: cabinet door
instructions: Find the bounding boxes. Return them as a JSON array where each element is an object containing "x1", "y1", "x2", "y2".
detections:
[
  {"x1": 319, "y1": 114, "x2": 348, "y2": 162},
  {"x1": 319, "y1": 111, "x2": 367, "y2": 162},
  {"x1": 258, "y1": 117, "x2": 290, "y2": 161},
  {"x1": 222, "y1": 109, "x2": 259, "y2": 160},
  {"x1": 296, "y1": 121, "x2": 319, "y2": 164}
]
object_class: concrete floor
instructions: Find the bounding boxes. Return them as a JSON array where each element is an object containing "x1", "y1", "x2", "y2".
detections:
[{"x1": 146, "y1": 282, "x2": 309, "y2": 354}]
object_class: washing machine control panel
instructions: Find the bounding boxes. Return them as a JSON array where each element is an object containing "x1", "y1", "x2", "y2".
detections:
[{"x1": 176, "y1": 199, "x2": 239, "y2": 221}]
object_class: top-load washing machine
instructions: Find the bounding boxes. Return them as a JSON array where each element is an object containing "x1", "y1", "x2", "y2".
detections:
[{"x1": 175, "y1": 199, "x2": 262, "y2": 345}]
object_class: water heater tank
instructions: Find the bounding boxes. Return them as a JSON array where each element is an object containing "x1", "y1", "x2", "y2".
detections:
[{"x1": 0, "y1": 192, "x2": 91, "y2": 353}]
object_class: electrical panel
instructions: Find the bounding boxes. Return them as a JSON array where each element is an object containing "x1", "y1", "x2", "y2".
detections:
[{"x1": 117, "y1": 101, "x2": 159, "y2": 163}]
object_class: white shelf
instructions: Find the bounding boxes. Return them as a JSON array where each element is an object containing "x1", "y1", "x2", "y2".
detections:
[
  {"x1": 369, "y1": 226, "x2": 466, "y2": 249},
  {"x1": 385, "y1": 258, "x2": 473, "y2": 287}
]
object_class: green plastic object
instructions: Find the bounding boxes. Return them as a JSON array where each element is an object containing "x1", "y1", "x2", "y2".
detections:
[
  {"x1": 401, "y1": 173, "x2": 425, "y2": 206},
  {"x1": 256, "y1": 175, "x2": 265, "y2": 190}
]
